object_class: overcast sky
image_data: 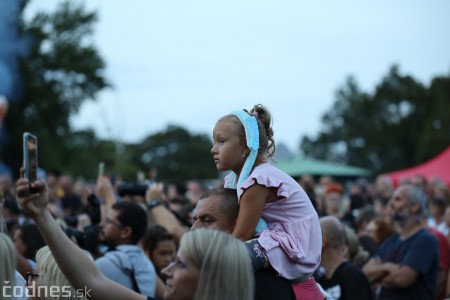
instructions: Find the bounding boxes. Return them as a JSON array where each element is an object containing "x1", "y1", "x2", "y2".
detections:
[{"x1": 25, "y1": 0, "x2": 450, "y2": 152}]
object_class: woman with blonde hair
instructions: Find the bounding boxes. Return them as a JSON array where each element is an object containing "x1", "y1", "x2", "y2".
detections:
[
  {"x1": 28, "y1": 246, "x2": 93, "y2": 300},
  {"x1": 162, "y1": 228, "x2": 255, "y2": 300},
  {"x1": 0, "y1": 233, "x2": 27, "y2": 300},
  {"x1": 0, "y1": 233, "x2": 16, "y2": 299}
]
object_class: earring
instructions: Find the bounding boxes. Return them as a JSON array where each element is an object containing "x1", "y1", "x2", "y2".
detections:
[{"x1": 242, "y1": 153, "x2": 246, "y2": 159}]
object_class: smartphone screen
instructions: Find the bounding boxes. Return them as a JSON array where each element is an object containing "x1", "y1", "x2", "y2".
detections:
[{"x1": 23, "y1": 132, "x2": 38, "y2": 183}]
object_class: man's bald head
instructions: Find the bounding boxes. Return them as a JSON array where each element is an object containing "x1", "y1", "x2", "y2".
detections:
[{"x1": 320, "y1": 216, "x2": 346, "y2": 250}]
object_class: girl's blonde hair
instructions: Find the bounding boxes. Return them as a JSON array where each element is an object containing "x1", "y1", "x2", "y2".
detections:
[
  {"x1": 35, "y1": 245, "x2": 93, "y2": 300},
  {"x1": 181, "y1": 229, "x2": 254, "y2": 300},
  {"x1": 0, "y1": 233, "x2": 16, "y2": 300},
  {"x1": 218, "y1": 104, "x2": 276, "y2": 161}
]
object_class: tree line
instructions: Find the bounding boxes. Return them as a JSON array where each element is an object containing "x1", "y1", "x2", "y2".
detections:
[{"x1": 300, "y1": 66, "x2": 450, "y2": 174}]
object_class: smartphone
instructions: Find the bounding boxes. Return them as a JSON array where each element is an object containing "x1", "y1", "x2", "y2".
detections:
[
  {"x1": 98, "y1": 162, "x2": 105, "y2": 178},
  {"x1": 23, "y1": 132, "x2": 38, "y2": 184},
  {"x1": 137, "y1": 171, "x2": 145, "y2": 182}
]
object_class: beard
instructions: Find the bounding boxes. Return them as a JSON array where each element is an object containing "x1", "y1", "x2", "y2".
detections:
[
  {"x1": 391, "y1": 206, "x2": 410, "y2": 225},
  {"x1": 98, "y1": 230, "x2": 112, "y2": 245}
]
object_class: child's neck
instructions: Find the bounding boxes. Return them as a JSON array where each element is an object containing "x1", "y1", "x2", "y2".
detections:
[
  {"x1": 254, "y1": 158, "x2": 267, "y2": 167},
  {"x1": 236, "y1": 159, "x2": 266, "y2": 176}
]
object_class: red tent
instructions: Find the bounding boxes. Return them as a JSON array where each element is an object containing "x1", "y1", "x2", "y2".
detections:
[{"x1": 382, "y1": 146, "x2": 450, "y2": 187}]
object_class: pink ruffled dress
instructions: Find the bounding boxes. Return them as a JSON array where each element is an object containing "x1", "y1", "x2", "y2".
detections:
[{"x1": 225, "y1": 163, "x2": 322, "y2": 280}]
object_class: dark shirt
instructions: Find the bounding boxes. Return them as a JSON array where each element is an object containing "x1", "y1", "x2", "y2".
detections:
[
  {"x1": 255, "y1": 268, "x2": 296, "y2": 300},
  {"x1": 377, "y1": 229, "x2": 439, "y2": 300},
  {"x1": 319, "y1": 261, "x2": 373, "y2": 300}
]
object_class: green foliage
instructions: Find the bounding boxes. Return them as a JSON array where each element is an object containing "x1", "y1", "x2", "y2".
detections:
[
  {"x1": 1, "y1": 1, "x2": 217, "y2": 182},
  {"x1": 128, "y1": 125, "x2": 218, "y2": 183},
  {"x1": 62, "y1": 129, "x2": 119, "y2": 180},
  {"x1": 3, "y1": 0, "x2": 108, "y2": 178},
  {"x1": 300, "y1": 65, "x2": 450, "y2": 174}
]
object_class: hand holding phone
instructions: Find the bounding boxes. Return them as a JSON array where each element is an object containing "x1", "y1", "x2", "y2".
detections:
[{"x1": 23, "y1": 132, "x2": 38, "y2": 191}]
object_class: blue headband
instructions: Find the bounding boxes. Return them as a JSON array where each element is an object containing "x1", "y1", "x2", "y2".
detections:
[{"x1": 228, "y1": 110, "x2": 259, "y2": 190}]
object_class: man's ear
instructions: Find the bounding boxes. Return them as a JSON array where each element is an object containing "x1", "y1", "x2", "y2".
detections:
[
  {"x1": 410, "y1": 202, "x2": 420, "y2": 215},
  {"x1": 121, "y1": 226, "x2": 133, "y2": 241}
]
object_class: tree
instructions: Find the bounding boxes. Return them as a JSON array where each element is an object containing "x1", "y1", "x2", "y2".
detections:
[
  {"x1": 300, "y1": 65, "x2": 450, "y2": 174},
  {"x1": 62, "y1": 129, "x2": 119, "y2": 180},
  {"x1": 128, "y1": 125, "x2": 218, "y2": 183},
  {"x1": 3, "y1": 0, "x2": 109, "y2": 178}
]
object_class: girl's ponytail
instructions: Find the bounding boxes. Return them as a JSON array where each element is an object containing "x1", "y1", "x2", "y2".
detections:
[{"x1": 249, "y1": 104, "x2": 276, "y2": 160}]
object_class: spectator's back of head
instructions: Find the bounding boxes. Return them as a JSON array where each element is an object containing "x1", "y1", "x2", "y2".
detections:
[
  {"x1": 320, "y1": 216, "x2": 346, "y2": 250},
  {"x1": 344, "y1": 226, "x2": 370, "y2": 267},
  {"x1": 35, "y1": 245, "x2": 92, "y2": 300}
]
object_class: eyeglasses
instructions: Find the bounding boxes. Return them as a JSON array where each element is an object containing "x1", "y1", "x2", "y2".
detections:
[
  {"x1": 27, "y1": 272, "x2": 39, "y2": 286},
  {"x1": 104, "y1": 217, "x2": 124, "y2": 228}
]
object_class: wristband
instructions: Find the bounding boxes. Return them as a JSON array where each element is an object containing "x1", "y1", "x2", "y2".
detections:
[{"x1": 147, "y1": 199, "x2": 162, "y2": 210}]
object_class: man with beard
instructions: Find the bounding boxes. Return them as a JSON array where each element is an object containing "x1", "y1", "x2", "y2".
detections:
[
  {"x1": 95, "y1": 201, "x2": 157, "y2": 297},
  {"x1": 362, "y1": 184, "x2": 439, "y2": 300}
]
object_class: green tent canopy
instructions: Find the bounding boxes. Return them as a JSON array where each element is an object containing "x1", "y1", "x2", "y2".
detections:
[{"x1": 274, "y1": 157, "x2": 372, "y2": 177}]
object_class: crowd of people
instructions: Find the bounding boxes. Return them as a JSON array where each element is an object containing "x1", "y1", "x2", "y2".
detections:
[{"x1": 1, "y1": 104, "x2": 450, "y2": 300}]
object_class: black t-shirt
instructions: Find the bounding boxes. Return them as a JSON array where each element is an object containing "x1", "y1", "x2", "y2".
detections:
[
  {"x1": 319, "y1": 261, "x2": 373, "y2": 300},
  {"x1": 254, "y1": 268, "x2": 296, "y2": 300}
]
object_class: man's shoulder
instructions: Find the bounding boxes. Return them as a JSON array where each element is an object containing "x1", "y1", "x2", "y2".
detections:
[
  {"x1": 410, "y1": 228, "x2": 439, "y2": 247},
  {"x1": 418, "y1": 227, "x2": 439, "y2": 239},
  {"x1": 95, "y1": 245, "x2": 140, "y2": 267},
  {"x1": 334, "y1": 262, "x2": 369, "y2": 281},
  {"x1": 95, "y1": 250, "x2": 128, "y2": 271},
  {"x1": 116, "y1": 244, "x2": 142, "y2": 251}
]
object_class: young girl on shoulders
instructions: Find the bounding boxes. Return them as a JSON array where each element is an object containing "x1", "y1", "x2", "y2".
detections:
[{"x1": 211, "y1": 104, "x2": 322, "y2": 288}]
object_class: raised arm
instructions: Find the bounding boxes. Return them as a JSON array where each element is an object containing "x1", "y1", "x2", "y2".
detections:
[
  {"x1": 96, "y1": 176, "x2": 117, "y2": 223},
  {"x1": 146, "y1": 183, "x2": 187, "y2": 245},
  {"x1": 16, "y1": 176, "x2": 145, "y2": 300}
]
